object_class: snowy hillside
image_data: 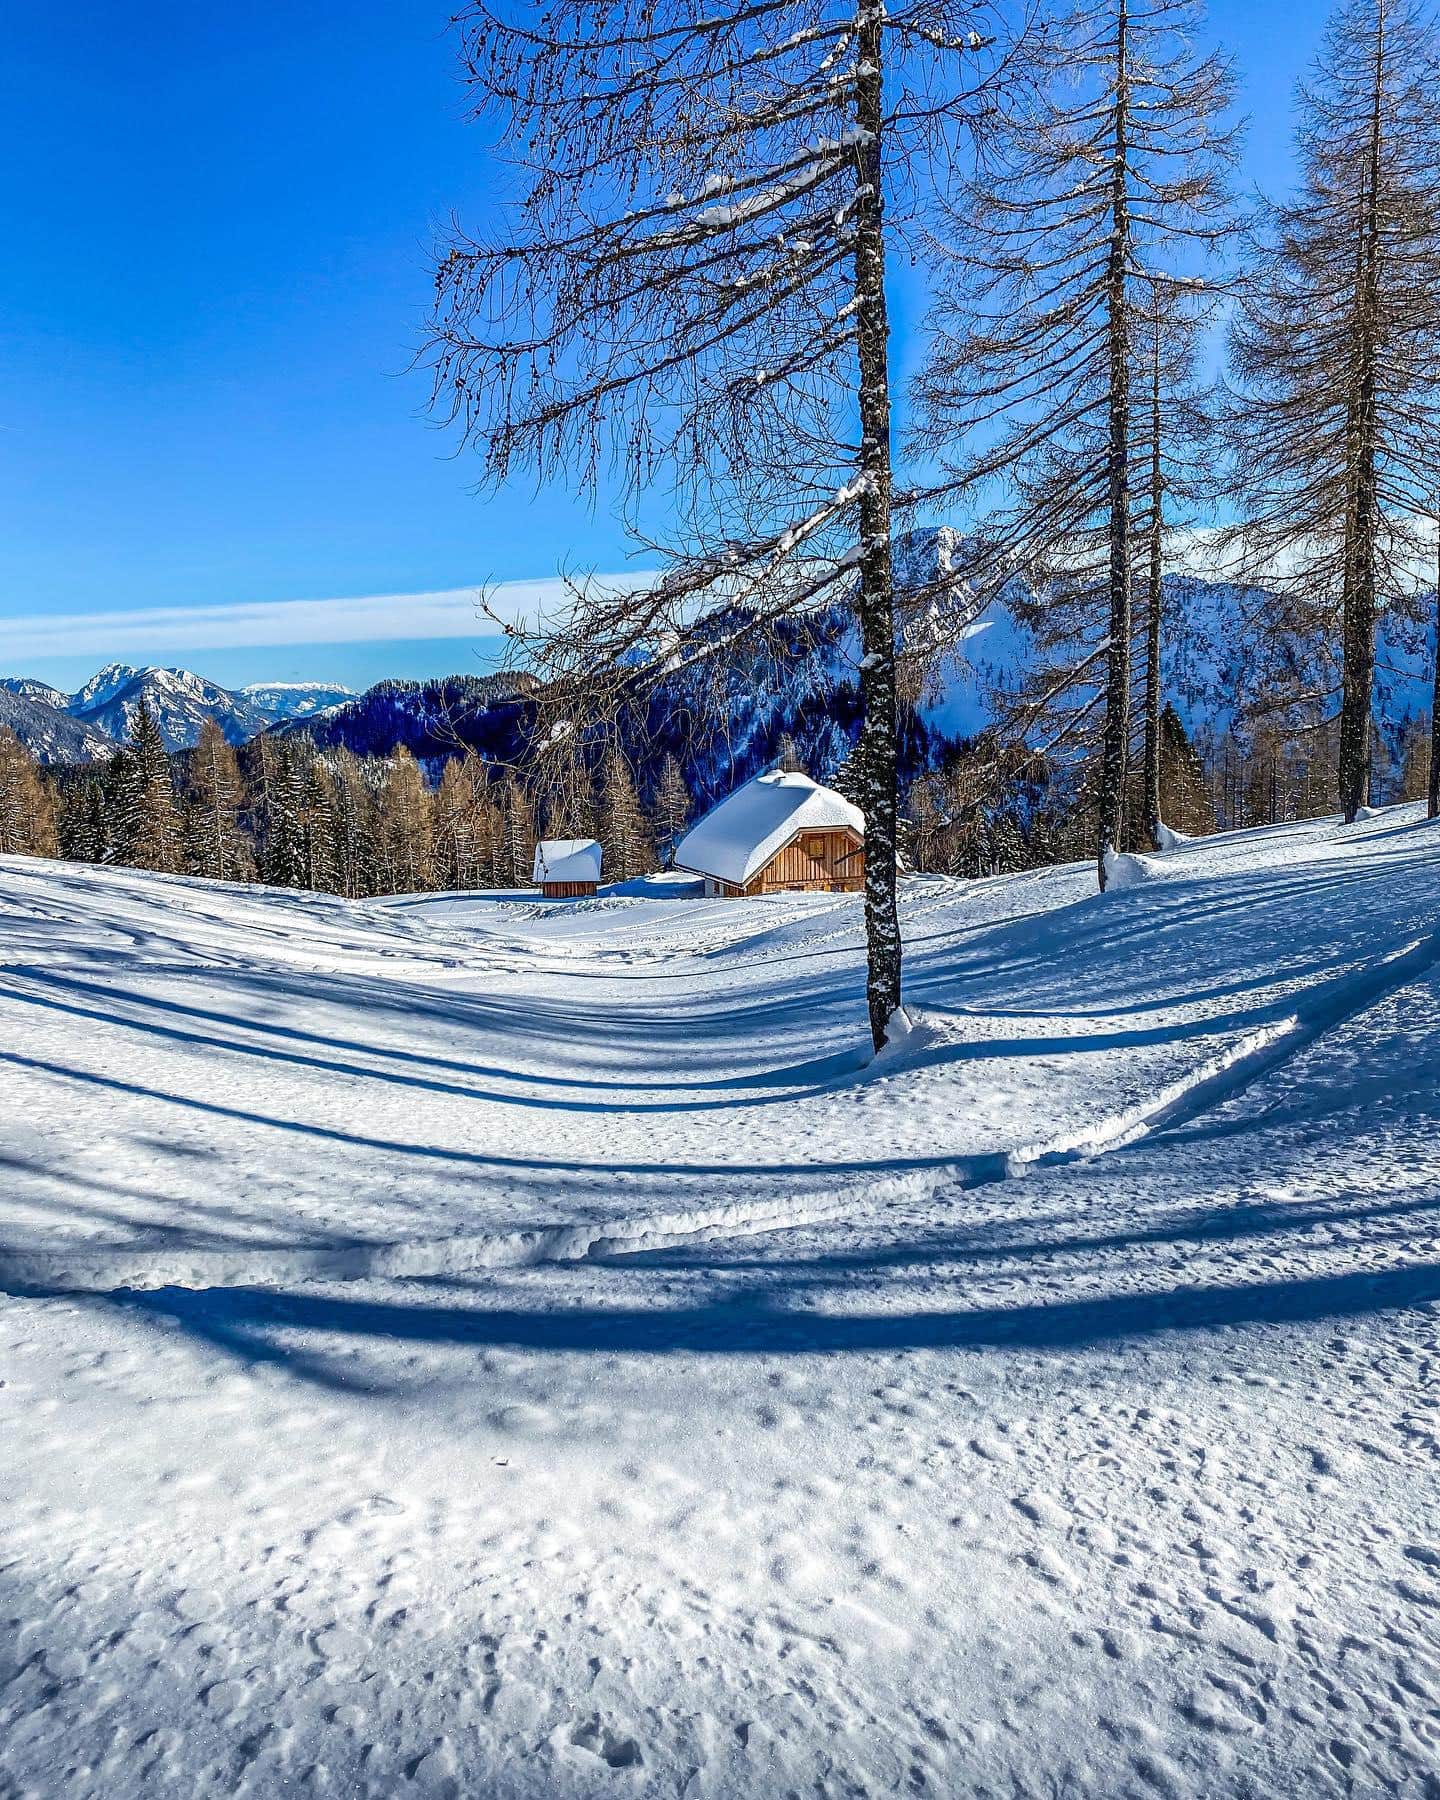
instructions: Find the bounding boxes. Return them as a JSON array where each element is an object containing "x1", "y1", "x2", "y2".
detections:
[
  {"x1": 3, "y1": 808, "x2": 1440, "y2": 1795},
  {"x1": 0, "y1": 666, "x2": 355, "y2": 760},
  {"x1": 927, "y1": 553, "x2": 1438, "y2": 761}
]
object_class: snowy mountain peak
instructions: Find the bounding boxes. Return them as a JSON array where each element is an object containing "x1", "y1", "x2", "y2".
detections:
[
  {"x1": 69, "y1": 662, "x2": 145, "y2": 714},
  {"x1": 240, "y1": 681, "x2": 356, "y2": 720},
  {"x1": 0, "y1": 676, "x2": 69, "y2": 710},
  {"x1": 0, "y1": 661, "x2": 356, "y2": 762}
]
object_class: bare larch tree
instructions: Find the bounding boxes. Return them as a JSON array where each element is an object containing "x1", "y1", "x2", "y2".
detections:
[
  {"x1": 912, "y1": 0, "x2": 1239, "y2": 885},
  {"x1": 1226, "y1": 0, "x2": 1440, "y2": 822},
  {"x1": 422, "y1": 0, "x2": 1012, "y2": 1048},
  {"x1": 1132, "y1": 277, "x2": 1219, "y2": 848}
]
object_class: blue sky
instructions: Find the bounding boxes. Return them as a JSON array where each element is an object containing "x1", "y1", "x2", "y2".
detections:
[{"x1": 1, "y1": 0, "x2": 1328, "y2": 693}]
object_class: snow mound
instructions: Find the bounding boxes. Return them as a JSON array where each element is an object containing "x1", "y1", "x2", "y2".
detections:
[{"x1": 1101, "y1": 847, "x2": 1166, "y2": 888}]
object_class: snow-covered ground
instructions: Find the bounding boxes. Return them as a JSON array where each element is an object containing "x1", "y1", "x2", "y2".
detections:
[{"x1": 3, "y1": 809, "x2": 1440, "y2": 1796}]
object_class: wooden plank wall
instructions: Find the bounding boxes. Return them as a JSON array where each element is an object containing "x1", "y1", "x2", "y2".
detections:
[
  {"x1": 542, "y1": 881, "x2": 598, "y2": 899},
  {"x1": 749, "y1": 829, "x2": 864, "y2": 894}
]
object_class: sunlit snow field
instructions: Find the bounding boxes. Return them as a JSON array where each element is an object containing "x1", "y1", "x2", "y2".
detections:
[{"x1": 3, "y1": 808, "x2": 1440, "y2": 1795}]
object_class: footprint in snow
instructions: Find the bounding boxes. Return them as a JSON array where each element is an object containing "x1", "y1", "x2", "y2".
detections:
[
  {"x1": 569, "y1": 1715, "x2": 644, "y2": 1769},
  {"x1": 1014, "y1": 1492, "x2": 1072, "y2": 1531}
]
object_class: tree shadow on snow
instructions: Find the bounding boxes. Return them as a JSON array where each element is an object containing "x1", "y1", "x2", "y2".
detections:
[{"x1": 15, "y1": 1250, "x2": 1440, "y2": 1399}]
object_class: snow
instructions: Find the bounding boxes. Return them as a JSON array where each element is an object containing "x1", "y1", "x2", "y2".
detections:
[
  {"x1": 531, "y1": 838, "x2": 602, "y2": 885},
  {"x1": 4, "y1": 805, "x2": 1440, "y2": 1795},
  {"x1": 0, "y1": 666, "x2": 357, "y2": 760},
  {"x1": 673, "y1": 768, "x2": 863, "y2": 886}
]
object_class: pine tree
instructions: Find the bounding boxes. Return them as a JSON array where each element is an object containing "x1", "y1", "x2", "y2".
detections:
[
  {"x1": 914, "y1": 0, "x2": 1240, "y2": 887},
  {"x1": 598, "y1": 750, "x2": 653, "y2": 884},
  {"x1": 650, "y1": 755, "x2": 692, "y2": 867},
  {"x1": 328, "y1": 747, "x2": 377, "y2": 898},
  {"x1": 114, "y1": 700, "x2": 183, "y2": 873},
  {"x1": 1227, "y1": 0, "x2": 1440, "y2": 821},
  {"x1": 263, "y1": 744, "x2": 309, "y2": 888},
  {"x1": 0, "y1": 730, "x2": 57, "y2": 856},
  {"x1": 1157, "y1": 705, "x2": 1216, "y2": 834},
  {"x1": 302, "y1": 761, "x2": 340, "y2": 893},
  {"x1": 495, "y1": 776, "x2": 534, "y2": 889},
  {"x1": 187, "y1": 718, "x2": 250, "y2": 882},
  {"x1": 424, "y1": 0, "x2": 1019, "y2": 1048},
  {"x1": 59, "y1": 777, "x2": 109, "y2": 863}
]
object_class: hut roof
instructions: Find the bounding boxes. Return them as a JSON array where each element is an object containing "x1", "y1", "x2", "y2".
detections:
[
  {"x1": 674, "y1": 771, "x2": 863, "y2": 887},
  {"x1": 532, "y1": 838, "x2": 602, "y2": 884}
]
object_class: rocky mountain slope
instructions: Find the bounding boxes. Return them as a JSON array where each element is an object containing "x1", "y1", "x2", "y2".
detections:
[{"x1": 0, "y1": 667, "x2": 353, "y2": 760}]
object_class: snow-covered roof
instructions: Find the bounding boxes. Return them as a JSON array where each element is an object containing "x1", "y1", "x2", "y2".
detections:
[
  {"x1": 674, "y1": 772, "x2": 863, "y2": 887},
  {"x1": 532, "y1": 838, "x2": 602, "y2": 884}
]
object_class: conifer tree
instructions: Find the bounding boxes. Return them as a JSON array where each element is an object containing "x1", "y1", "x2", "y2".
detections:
[
  {"x1": 537, "y1": 734, "x2": 596, "y2": 843},
  {"x1": 425, "y1": 0, "x2": 1018, "y2": 1047},
  {"x1": 1227, "y1": 0, "x2": 1440, "y2": 821},
  {"x1": 651, "y1": 755, "x2": 692, "y2": 866},
  {"x1": 598, "y1": 750, "x2": 653, "y2": 883},
  {"x1": 913, "y1": 0, "x2": 1240, "y2": 886},
  {"x1": 328, "y1": 747, "x2": 377, "y2": 898},
  {"x1": 1157, "y1": 704, "x2": 1216, "y2": 835},
  {"x1": 903, "y1": 774, "x2": 946, "y2": 873},
  {"x1": 59, "y1": 777, "x2": 110, "y2": 864},
  {"x1": 187, "y1": 718, "x2": 250, "y2": 882},
  {"x1": 0, "y1": 729, "x2": 57, "y2": 856},
  {"x1": 376, "y1": 747, "x2": 434, "y2": 894},
  {"x1": 1132, "y1": 285, "x2": 1218, "y2": 848},
  {"x1": 114, "y1": 700, "x2": 183, "y2": 873},
  {"x1": 436, "y1": 753, "x2": 501, "y2": 889},
  {"x1": 1397, "y1": 710, "x2": 1430, "y2": 802},
  {"x1": 302, "y1": 761, "x2": 340, "y2": 893},
  {"x1": 496, "y1": 776, "x2": 534, "y2": 889},
  {"x1": 263, "y1": 744, "x2": 309, "y2": 888}
]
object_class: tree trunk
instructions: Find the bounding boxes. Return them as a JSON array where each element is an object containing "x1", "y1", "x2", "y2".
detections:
[
  {"x1": 1339, "y1": 15, "x2": 1385, "y2": 824},
  {"x1": 1143, "y1": 311, "x2": 1164, "y2": 848},
  {"x1": 1097, "y1": 0, "x2": 1133, "y2": 887},
  {"x1": 852, "y1": 0, "x2": 902, "y2": 1049}
]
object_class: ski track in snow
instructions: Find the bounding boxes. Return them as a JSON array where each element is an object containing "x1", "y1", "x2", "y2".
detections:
[{"x1": 3, "y1": 807, "x2": 1440, "y2": 1796}]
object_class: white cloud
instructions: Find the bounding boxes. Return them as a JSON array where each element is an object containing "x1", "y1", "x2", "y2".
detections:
[{"x1": 0, "y1": 572, "x2": 654, "y2": 664}]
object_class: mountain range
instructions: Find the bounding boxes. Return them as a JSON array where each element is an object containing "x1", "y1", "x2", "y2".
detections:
[
  {"x1": 0, "y1": 664, "x2": 354, "y2": 760},
  {"x1": 4, "y1": 545, "x2": 1434, "y2": 798}
]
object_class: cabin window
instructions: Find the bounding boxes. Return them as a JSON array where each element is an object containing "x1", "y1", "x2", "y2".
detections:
[{"x1": 805, "y1": 837, "x2": 825, "y2": 859}]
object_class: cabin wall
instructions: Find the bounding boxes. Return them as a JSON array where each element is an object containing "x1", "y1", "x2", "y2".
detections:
[
  {"x1": 541, "y1": 881, "x2": 598, "y2": 899},
  {"x1": 746, "y1": 829, "x2": 864, "y2": 895}
]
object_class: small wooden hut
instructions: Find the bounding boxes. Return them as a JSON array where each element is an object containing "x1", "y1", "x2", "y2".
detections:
[
  {"x1": 533, "y1": 838, "x2": 602, "y2": 899},
  {"x1": 673, "y1": 771, "x2": 864, "y2": 898}
]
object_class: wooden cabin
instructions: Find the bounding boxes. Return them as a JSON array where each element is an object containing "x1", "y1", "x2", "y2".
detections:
[
  {"x1": 532, "y1": 838, "x2": 602, "y2": 899},
  {"x1": 673, "y1": 771, "x2": 864, "y2": 898}
]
